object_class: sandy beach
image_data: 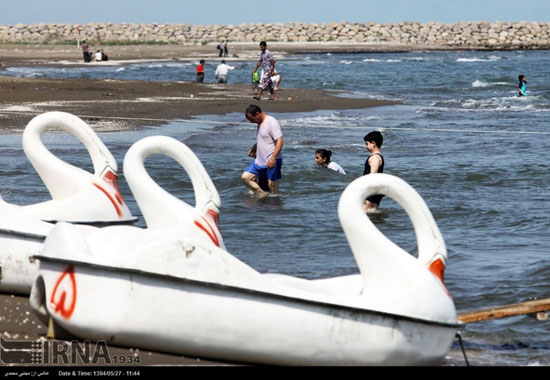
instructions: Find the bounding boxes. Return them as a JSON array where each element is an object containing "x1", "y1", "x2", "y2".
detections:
[
  {"x1": 0, "y1": 43, "x2": 399, "y2": 133},
  {"x1": 0, "y1": 43, "x2": 400, "y2": 367}
]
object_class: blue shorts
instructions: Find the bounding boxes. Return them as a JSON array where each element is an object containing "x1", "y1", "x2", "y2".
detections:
[{"x1": 245, "y1": 158, "x2": 282, "y2": 181}]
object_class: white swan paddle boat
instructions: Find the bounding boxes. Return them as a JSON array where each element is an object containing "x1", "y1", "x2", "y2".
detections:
[
  {"x1": 0, "y1": 112, "x2": 135, "y2": 294},
  {"x1": 30, "y1": 136, "x2": 459, "y2": 366}
]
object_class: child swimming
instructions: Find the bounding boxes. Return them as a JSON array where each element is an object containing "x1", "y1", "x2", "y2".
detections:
[
  {"x1": 518, "y1": 74, "x2": 527, "y2": 96},
  {"x1": 315, "y1": 149, "x2": 346, "y2": 174}
]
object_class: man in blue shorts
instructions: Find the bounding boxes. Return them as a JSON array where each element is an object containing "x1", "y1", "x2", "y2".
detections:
[{"x1": 241, "y1": 104, "x2": 284, "y2": 197}]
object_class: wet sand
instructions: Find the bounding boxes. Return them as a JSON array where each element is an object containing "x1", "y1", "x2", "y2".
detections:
[
  {"x1": 0, "y1": 43, "x2": 399, "y2": 132},
  {"x1": 0, "y1": 76, "x2": 397, "y2": 134},
  {"x1": 0, "y1": 43, "x2": 397, "y2": 368}
]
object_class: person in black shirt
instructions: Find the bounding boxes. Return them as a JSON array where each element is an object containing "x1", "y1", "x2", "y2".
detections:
[{"x1": 363, "y1": 131, "x2": 385, "y2": 211}]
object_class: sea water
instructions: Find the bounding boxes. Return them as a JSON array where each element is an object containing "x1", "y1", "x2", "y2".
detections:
[{"x1": 1, "y1": 49, "x2": 550, "y2": 365}]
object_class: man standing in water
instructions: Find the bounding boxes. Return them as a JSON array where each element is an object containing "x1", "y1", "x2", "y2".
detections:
[
  {"x1": 241, "y1": 105, "x2": 283, "y2": 197},
  {"x1": 252, "y1": 41, "x2": 276, "y2": 101}
]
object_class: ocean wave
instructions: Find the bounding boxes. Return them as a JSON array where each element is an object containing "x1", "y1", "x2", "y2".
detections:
[
  {"x1": 472, "y1": 80, "x2": 510, "y2": 87},
  {"x1": 472, "y1": 80, "x2": 490, "y2": 88},
  {"x1": 280, "y1": 113, "x2": 382, "y2": 129},
  {"x1": 340, "y1": 60, "x2": 353, "y2": 65},
  {"x1": 362, "y1": 58, "x2": 403, "y2": 63},
  {"x1": 457, "y1": 55, "x2": 501, "y2": 63},
  {"x1": 431, "y1": 96, "x2": 550, "y2": 112}
]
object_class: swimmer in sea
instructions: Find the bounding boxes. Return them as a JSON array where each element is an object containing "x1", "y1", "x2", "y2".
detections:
[
  {"x1": 518, "y1": 74, "x2": 527, "y2": 97},
  {"x1": 315, "y1": 149, "x2": 346, "y2": 174}
]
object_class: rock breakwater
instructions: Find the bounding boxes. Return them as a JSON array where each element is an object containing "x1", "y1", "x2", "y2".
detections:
[{"x1": 1, "y1": 21, "x2": 549, "y2": 49}]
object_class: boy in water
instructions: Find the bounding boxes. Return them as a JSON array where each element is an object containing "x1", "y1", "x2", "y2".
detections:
[
  {"x1": 196, "y1": 60, "x2": 205, "y2": 83},
  {"x1": 363, "y1": 131, "x2": 385, "y2": 211},
  {"x1": 518, "y1": 75, "x2": 527, "y2": 96}
]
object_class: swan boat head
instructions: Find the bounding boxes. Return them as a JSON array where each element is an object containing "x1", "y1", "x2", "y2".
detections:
[
  {"x1": 123, "y1": 135, "x2": 224, "y2": 249},
  {"x1": 338, "y1": 173, "x2": 456, "y2": 322},
  {"x1": 20, "y1": 112, "x2": 134, "y2": 224}
]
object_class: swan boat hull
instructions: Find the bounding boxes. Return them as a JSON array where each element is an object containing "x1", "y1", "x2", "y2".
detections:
[
  {"x1": 0, "y1": 221, "x2": 133, "y2": 295},
  {"x1": 31, "y1": 257, "x2": 460, "y2": 366},
  {"x1": 0, "y1": 231, "x2": 44, "y2": 294}
]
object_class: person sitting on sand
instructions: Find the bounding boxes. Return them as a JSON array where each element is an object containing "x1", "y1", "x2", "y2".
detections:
[
  {"x1": 363, "y1": 131, "x2": 385, "y2": 212},
  {"x1": 315, "y1": 149, "x2": 346, "y2": 174},
  {"x1": 95, "y1": 50, "x2": 103, "y2": 62}
]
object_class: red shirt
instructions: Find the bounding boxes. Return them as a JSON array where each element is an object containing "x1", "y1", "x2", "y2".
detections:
[{"x1": 196, "y1": 64, "x2": 204, "y2": 74}]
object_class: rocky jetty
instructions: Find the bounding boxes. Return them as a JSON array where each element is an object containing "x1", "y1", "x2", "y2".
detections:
[{"x1": 1, "y1": 21, "x2": 549, "y2": 49}]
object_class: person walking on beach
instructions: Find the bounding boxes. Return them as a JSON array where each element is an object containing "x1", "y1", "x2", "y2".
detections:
[
  {"x1": 241, "y1": 104, "x2": 284, "y2": 197},
  {"x1": 196, "y1": 60, "x2": 205, "y2": 83},
  {"x1": 215, "y1": 59, "x2": 237, "y2": 83},
  {"x1": 252, "y1": 41, "x2": 276, "y2": 101},
  {"x1": 518, "y1": 74, "x2": 527, "y2": 96},
  {"x1": 363, "y1": 131, "x2": 385, "y2": 211}
]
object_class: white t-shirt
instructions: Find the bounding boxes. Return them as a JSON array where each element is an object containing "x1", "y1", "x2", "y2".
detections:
[
  {"x1": 328, "y1": 161, "x2": 346, "y2": 174},
  {"x1": 255, "y1": 115, "x2": 283, "y2": 166},
  {"x1": 215, "y1": 63, "x2": 235, "y2": 77}
]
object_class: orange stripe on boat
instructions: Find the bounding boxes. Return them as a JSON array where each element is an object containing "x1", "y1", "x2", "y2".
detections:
[
  {"x1": 428, "y1": 259, "x2": 445, "y2": 283},
  {"x1": 194, "y1": 217, "x2": 220, "y2": 247},
  {"x1": 93, "y1": 183, "x2": 123, "y2": 217},
  {"x1": 102, "y1": 171, "x2": 125, "y2": 205},
  {"x1": 428, "y1": 258, "x2": 451, "y2": 297}
]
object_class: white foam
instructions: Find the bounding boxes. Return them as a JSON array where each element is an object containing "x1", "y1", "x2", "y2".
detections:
[
  {"x1": 472, "y1": 80, "x2": 511, "y2": 87},
  {"x1": 457, "y1": 56, "x2": 501, "y2": 63},
  {"x1": 472, "y1": 80, "x2": 489, "y2": 87}
]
